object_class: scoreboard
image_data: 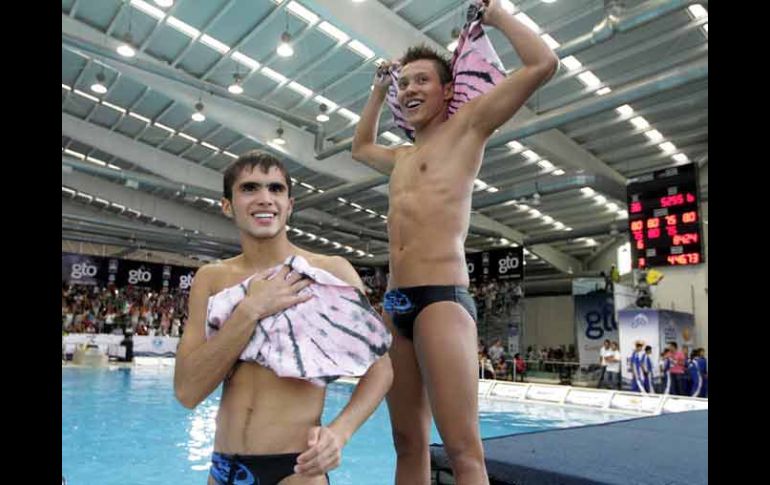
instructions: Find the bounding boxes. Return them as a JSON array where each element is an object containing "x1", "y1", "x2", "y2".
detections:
[{"x1": 627, "y1": 163, "x2": 703, "y2": 268}]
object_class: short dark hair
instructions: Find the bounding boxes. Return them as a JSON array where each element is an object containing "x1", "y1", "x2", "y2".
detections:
[
  {"x1": 645, "y1": 345, "x2": 652, "y2": 352},
  {"x1": 222, "y1": 150, "x2": 292, "y2": 200},
  {"x1": 400, "y1": 44, "x2": 452, "y2": 84},
  {"x1": 669, "y1": 342, "x2": 678, "y2": 349}
]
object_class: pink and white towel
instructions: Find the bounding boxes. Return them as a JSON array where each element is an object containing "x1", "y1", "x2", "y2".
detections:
[{"x1": 205, "y1": 255, "x2": 392, "y2": 386}]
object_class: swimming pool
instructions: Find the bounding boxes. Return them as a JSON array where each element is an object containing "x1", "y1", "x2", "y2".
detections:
[{"x1": 62, "y1": 366, "x2": 632, "y2": 484}]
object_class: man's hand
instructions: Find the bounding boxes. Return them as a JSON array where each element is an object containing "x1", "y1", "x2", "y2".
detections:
[
  {"x1": 481, "y1": 0, "x2": 510, "y2": 28},
  {"x1": 373, "y1": 61, "x2": 393, "y2": 93},
  {"x1": 294, "y1": 426, "x2": 344, "y2": 476},
  {"x1": 236, "y1": 265, "x2": 313, "y2": 321}
]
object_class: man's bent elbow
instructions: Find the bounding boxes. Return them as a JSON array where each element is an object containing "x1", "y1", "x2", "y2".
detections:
[
  {"x1": 538, "y1": 55, "x2": 560, "y2": 84},
  {"x1": 174, "y1": 378, "x2": 200, "y2": 409},
  {"x1": 351, "y1": 142, "x2": 368, "y2": 162}
]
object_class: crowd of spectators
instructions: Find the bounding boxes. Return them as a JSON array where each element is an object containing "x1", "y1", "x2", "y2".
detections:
[{"x1": 62, "y1": 284, "x2": 188, "y2": 337}]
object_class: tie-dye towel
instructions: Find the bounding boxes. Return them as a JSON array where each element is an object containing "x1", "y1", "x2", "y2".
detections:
[
  {"x1": 205, "y1": 255, "x2": 392, "y2": 386},
  {"x1": 382, "y1": 1, "x2": 507, "y2": 141}
]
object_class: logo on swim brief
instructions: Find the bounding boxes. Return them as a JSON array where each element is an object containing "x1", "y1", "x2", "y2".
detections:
[
  {"x1": 128, "y1": 268, "x2": 152, "y2": 285},
  {"x1": 71, "y1": 263, "x2": 98, "y2": 279},
  {"x1": 498, "y1": 254, "x2": 520, "y2": 274},
  {"x1": 179, "y1": 272, "x2": 195, "y2": 290}
]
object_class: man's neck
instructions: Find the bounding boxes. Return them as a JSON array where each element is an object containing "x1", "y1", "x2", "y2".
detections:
[
  {"x1": 413, "y1": 108, "x2": 448, "y2": 145},
  {"x1": 238, "y1": 233, "x2": 296, "y2": 271}
]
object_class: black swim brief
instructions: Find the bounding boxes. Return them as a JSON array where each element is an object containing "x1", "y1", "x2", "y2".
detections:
[
  {"x1": 210, "y1": 451, "x2": 329, "y2": 485},
  {"x1": 383, "y1": 286, "x2": 477, "y2": 340}
]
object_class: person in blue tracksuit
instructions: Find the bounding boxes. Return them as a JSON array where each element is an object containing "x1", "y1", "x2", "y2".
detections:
[
  {"x1": 643, "y1": 345, "x2": 655, "y2": 394},
  {"x1": 688, "y1": 349, "x2": 703, "y2": 398},
  {"x1": 695, "y1": 348, "x2": 707, "y2": 398},
  {"x1": 630, "y1": 341, "x2": 646, "y2": 393}
]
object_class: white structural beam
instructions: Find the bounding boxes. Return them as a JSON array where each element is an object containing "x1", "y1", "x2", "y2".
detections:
[
  {"x1": 62, "y1": 113, "x2": 223, "y2": 193},
  {"x1": 62, "y1": 170, "x2": 239, "y2": 241}
]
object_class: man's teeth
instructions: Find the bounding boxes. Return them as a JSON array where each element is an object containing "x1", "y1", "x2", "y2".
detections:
[
  {"x1": 407, "y1": 100, "x2": 422, "y2": 108},
  {"x1": 253, "y1": 214, "x2": 274, "y2": 219}
]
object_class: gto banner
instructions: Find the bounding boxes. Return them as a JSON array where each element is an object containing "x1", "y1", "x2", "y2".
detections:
[{"x1": 62, "y1": 253, "x2": 197, "y2": 291}]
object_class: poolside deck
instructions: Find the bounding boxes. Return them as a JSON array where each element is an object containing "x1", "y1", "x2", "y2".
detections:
[{"x1": 430, "y1": 410, "x2": 707, "y2": 485}]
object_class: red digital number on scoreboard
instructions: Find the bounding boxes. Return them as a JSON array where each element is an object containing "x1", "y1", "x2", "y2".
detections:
[
  {"x1": 682, "y1": 211, "x2": 697, "y2": 223},
  {"x1": 666, "y1": 226, "x2": 677, "y2": 237},
  {"x1": 647, "y1": 228, "x2": 661, "y2": 239},
  {"x1": 665, "y1": 215, "x2": 677, "y2": 226},
  {"x1": 647, "y1": 218, "x2": 660, "y2": 229},
  {"x1": 666, "y1": 253, "x2": 700, "y2": 265},
  {"x1": 631, "y1": 220, "x2": 643, "y2": 231},
  {"x1": 672, "y1": 233, "x2": 698, "y2": 245},
  {"x1": 660, "y1": 194, "x2": 684, "y2": 207},
  {"x1": 630, "y1": 202, "x2": 642, "y2": 213}
]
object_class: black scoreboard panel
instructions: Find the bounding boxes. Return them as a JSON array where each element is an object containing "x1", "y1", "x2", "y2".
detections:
[{"x1": 627, "y1": 163, "x2": 703, "y2": 268}]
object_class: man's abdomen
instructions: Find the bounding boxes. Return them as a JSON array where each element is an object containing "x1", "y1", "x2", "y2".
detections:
[
  {"x1": 214, "y1": 363, "x2": 325, "y2": 454},
  {"x1": 388, "y1": 199, "x2": 471, "y2": 288}
]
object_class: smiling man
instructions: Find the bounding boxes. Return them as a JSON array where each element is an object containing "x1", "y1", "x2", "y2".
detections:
[
  {"x1": 174, "y1": 151, "x2": 393, "y2": 485},
  {"x1": 351, "y1": 1, "x2": 558, "y2": 483}
]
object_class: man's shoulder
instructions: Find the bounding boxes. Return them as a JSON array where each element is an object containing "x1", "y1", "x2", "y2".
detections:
[
  {"x1": 305, "y1": 253, "x2": 363, "y2": 290},
  {"x1": 192, "y1": 259, "x2": 239, "y2": 290}
]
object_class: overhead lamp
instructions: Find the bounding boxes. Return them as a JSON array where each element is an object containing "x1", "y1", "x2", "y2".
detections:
[
  {"x1": 277, "y1": 31, "x2": 294, "y2": 57},
  {"x1": 117, "y1": 32, "x2": 136, "y2": 58},
  {"x1": 154, "y1": 0, "x2": 173, "y2": 7},
  {"x1": 316, "y1": 103, "x2": 330, "y2": 123},
  {"x1": 191, "y1": 102, "x2": 206, "y2": 122},
  {"x1": 90, "y1": 72, "x2": 107, "y2": 94},
  {"x1": 272, "y1": 125, "x2": 286, "y2": 145},
  {"x1": 228, "y1": 74, "x2": 244, "y2": 94}
]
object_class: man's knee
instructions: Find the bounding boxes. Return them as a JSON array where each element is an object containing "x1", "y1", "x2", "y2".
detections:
[
  {"x1": 442, "y1": 436, "x2": 484, "y2": 467},
  {"x1": 392, "y1": 428, "x2": 429, "y2": 457}
]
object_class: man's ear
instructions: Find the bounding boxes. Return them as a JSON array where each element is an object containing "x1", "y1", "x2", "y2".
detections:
[
  {"x1": 221, "y1": 198, "x2": 233, "y2": 218},
  {"x1": 444, "y1": 83, "x2": 454, "y2": 102}
]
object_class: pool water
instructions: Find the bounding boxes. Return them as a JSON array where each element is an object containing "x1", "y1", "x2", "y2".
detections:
[{"x1": 62, "y1": 367, "x2": 630, "y2": 484}]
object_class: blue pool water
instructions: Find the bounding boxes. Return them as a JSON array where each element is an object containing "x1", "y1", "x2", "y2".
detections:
[{"x1": 62, "y1": 366, "x2": 630, "y2": 484}]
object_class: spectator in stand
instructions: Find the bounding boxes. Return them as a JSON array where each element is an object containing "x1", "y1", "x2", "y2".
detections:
[
  {"x1": 513, "y1": 353, "x2": 526, "y2": 382},
  {"x1": 478, "y1": 347, "x2": 495, "y2": 379},
  {"x1": 659, "y1": 349, "x2": 672, "y2": 394},
  {"x1": 488, "y1": 338, "x2": 505, "y2": 363},
  {"x1": 493, "y1": 357, "x2": 509, "y2": 381},
  {"x1": 603, "y1": 342, "x2": 621, "y2": 390},
  {"x1": 598, "y1": 339, "x2": 612, "y2": 388}
]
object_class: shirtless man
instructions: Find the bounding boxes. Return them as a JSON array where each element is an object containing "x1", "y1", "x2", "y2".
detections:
[
  {"x1": 174, "y1": 151, "x2": 393, "y2": 485},
  {"x1": 351, "y1": 1, "x2": 558, "y2": 483}
]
